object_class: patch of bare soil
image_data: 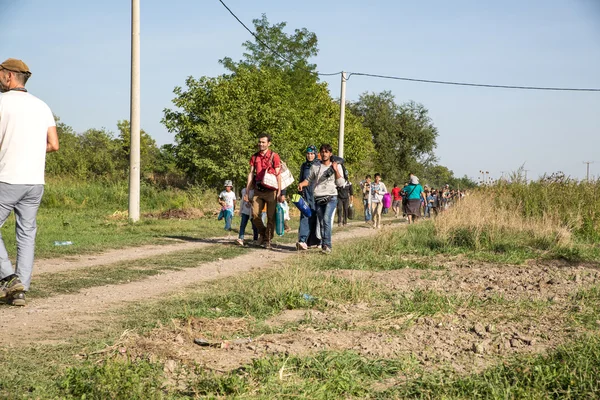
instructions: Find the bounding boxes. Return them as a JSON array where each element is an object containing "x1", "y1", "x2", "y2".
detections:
[
  {"x1": 119, "y1": 304, "x2": 569, "y2": 376},
  {"x1": 115, "y1": 258, "x2": 600, "y2": 376},
  {"x1": 333, "y1": 263, "x2": 600, "y2": 302},
  {"x1": 143, "y1": 208, "x2": 206, "y2": 219}
]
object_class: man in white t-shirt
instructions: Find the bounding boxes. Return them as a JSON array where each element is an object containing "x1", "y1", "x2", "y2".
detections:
[{"x1": 0, "y1": 58, "x2": 59, "y2": 306}]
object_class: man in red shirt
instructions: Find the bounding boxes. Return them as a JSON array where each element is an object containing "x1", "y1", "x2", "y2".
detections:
[
  {"x1": 391, "y1": 183, "x2": 402, "y2": 218},
  {"x1": 244, "y1": 134, "x2": 281, "y2": 249}
]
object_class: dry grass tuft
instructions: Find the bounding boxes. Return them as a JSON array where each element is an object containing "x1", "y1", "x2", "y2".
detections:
[{"x1": 435, "y1": 192, "x2": 571, "y2": 249}]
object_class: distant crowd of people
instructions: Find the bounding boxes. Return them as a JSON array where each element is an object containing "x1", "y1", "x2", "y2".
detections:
[{"x1": 360, "y1": 174, "x2": 466, "y2": 225}]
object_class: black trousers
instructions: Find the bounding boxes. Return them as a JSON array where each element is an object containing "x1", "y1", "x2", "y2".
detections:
[{"x1": 337, "y1": 197, "x2": 350, "y2": 225}]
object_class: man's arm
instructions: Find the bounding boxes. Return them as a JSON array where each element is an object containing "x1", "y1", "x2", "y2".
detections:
[
  {"x1": 244, "y1": 165, "x2": 255, "y2": 201},
  {"x1": 298, "y1": 166, "x2": 315, "y2": 191},
  {"x1": 46, "y1": 126, "x2": 59, "y2": 153},
  {"x1": 332, "y1": 162, "x2": 345, "y2": 187},
  {"x1": 276, "y1": 167, "x2": 282, "y2": 197}
]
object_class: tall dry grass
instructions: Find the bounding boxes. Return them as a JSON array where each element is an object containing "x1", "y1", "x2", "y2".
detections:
[
  {"x1": 490, "y1": 180, "x2": 600, "y2": 241},
  {"x1": 434, "y1": 191, "x2": 572, "y2": 250}
]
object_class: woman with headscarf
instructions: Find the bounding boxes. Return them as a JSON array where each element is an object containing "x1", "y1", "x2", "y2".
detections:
[
  {"x1": 402, "y1": 173, "x2": 425, "y2": 224},
  {"x1": 296, "y1": 145, "x2": 321, "y2": 250}
]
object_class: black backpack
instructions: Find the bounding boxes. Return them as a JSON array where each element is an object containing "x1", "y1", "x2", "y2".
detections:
[{"x1": 331, "y1": 155, "x2": 349, "y2": 182}]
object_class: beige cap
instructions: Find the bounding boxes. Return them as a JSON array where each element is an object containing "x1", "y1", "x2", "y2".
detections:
[{"x1": 0, "y1": 58, "x2": 31, "y2": 75}]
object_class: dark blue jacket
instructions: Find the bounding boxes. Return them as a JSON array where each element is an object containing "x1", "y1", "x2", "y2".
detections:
[{"x1": 299, "y1": 159, "x2": 320, "y2": 208}]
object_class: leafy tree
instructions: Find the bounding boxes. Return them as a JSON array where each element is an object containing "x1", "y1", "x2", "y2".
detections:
[
  {"x1": 116, "y1": 120, "x2": 161, "y2": 176},
  {"x1": 220, "y1": 14, "x2": 318, "y2": 73},
  {"x1": 46, "y1": 117, "x2": 88, "y2": 178},
  {"x1": 78, "y1": 128, "x2": 123, "y2": 178},
  {"x1": 420, "y1": 164, "x2": 478, "y2": 189},
  {"x1": 422, "y1": 164, "x2": 454, "y2": 189},
  {"x1": 350, "y1": 92, "x2": 438, "y2": 184},
  {"x1": 452, "y1": 175, "x2": 478, "y2": 189},
  {"x1": 163, "y1": 16, "x2": 371, "y2": 188}
]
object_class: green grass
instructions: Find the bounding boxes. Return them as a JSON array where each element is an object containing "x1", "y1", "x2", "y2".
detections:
[
  {"x1": 51, "y1": 336, "x2": 600, "y2": 399},
  {"x1": 389, "y1": 289, "x2": 462, "y2": 316},
  {"x1": 54, "y1": 351, "x2": 415, "y2": 400},
  {"x1": 59, "y1": 359, "x2": 166, "y2": 400},
  {"x1": 570, "y1": 285, "x2": 600, "y2": 330},
  {"x1": 307, "y1": 229, "x2": 446, "y2": 272},
  {"x1": 27, "y1": 245, "x2": 250, "y2": 299},
  {"x1": 380, "y1": 335, "x2": 600, "y2": 399},
  {"x1": 117, "y1": 264, "x2": 384, "y2": 334},
  {"x1": 382, "y1": 221, "x2": 600, "y2": 264},
  {"x1": 2, "y1": 206, "x2": 234, "y2": 260}
]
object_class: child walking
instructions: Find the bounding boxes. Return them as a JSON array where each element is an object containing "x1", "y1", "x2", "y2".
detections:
[
  {"x1": 218, "y1": 180, "x2": 236, "y2": 231},
  {"x1": 237, "y1": 186, "x2": 258, "y2": 245}
]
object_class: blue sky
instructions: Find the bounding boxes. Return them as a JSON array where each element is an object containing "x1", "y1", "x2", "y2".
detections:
[{"x1": 2, "y1": 0, "x2": 599, "y2": 181}]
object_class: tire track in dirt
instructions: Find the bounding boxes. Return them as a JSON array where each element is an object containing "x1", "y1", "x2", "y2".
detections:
[
  {"x1": 34, "y1": 237, "x2": 232, "y2": 275},
  {"x1": 0, "y1": 223, "x2": 402, "y2": 346},
  {"x1": 33, "y1": 220, "x2": 380, "y2": 275}
]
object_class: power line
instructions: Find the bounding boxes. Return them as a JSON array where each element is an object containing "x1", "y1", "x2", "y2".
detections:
[
  {"x1": 217, "y1": 0, "x2": 600, "y2": 92},
  {"x1": 346, "y1": 72, "x2": 600, "y2": 92},
  {"x1": 216, "y1": 0, "x2": 341, "y2": 76}
]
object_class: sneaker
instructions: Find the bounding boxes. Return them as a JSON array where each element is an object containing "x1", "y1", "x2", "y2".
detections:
[
  {"x1": 9, "y1": 291, "x2": 26, "y2": 306},
  {"x1": 257, "y1": 235, "x2": 266, "y2": 247},
  {"x1": 321, "y1": 246, "x2": 332, "y2": 255},
  {"x1": 296, "y1": 242, "x2": 308, "y2": 250},
  {"x1": 236, "y1": 238, "x2": 244, "y2": 246},
  {"x1": 0, "y1": 275, "x2": 25, "y2": 297}
]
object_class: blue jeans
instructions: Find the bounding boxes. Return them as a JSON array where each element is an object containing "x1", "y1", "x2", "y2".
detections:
[
  {"x1": 0, "y1": 183, "x2": 44, "y2": 291},
  {"x1": 238, "y1": 213, "x2": 257, "y2": 240},
  {"x1": 298, "y1": 211, "x2": 311, "y2": 243},
  {"x1": 224, "y1": 210, "x2": 233, "y2": 230},
  {"x1": 315, "y1": 196, "x2": 338, "y2": 249},
  {"x1": 363, "y1": 199, "x2": 371, "y2": 221}
]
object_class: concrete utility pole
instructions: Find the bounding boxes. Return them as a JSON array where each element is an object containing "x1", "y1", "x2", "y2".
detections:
[
  {"x1": 583, "y1": 161, "x2": 594, "y2": 181},
  {"x1": 338, "y1": 71, "x2": 347, "y2": 158},
  {"x1": 129, "y1": 0, "x2": 141, "y2": 222}
]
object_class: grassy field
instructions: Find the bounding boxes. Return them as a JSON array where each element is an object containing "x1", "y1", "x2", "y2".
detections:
[{"x1": 1, "y1": 181, "x2": 599, "y2": 399}]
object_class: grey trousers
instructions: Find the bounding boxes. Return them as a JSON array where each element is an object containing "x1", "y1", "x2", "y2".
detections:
[{"x1": 0, "y1": 183, "x2": 44, "y2": 291}]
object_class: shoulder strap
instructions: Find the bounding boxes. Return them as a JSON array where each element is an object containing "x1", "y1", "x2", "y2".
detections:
[
  {"x1": 406, "y1": 185, "x2": 418, "y2": 198},
  {"x1": 269, "y1": 151, "x2": 275, "y2": 167},
  {"x1": 252, "y1": 152, "x2": 260, "y2": 169}
]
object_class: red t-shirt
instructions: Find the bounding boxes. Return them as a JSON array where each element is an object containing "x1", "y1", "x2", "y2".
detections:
[
  {"x1": 249, "y1": 150, "x2": 281, "y2": 182},
  {"x1": 392, "y1": 187, "x2": 402, "y2": 201}
]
